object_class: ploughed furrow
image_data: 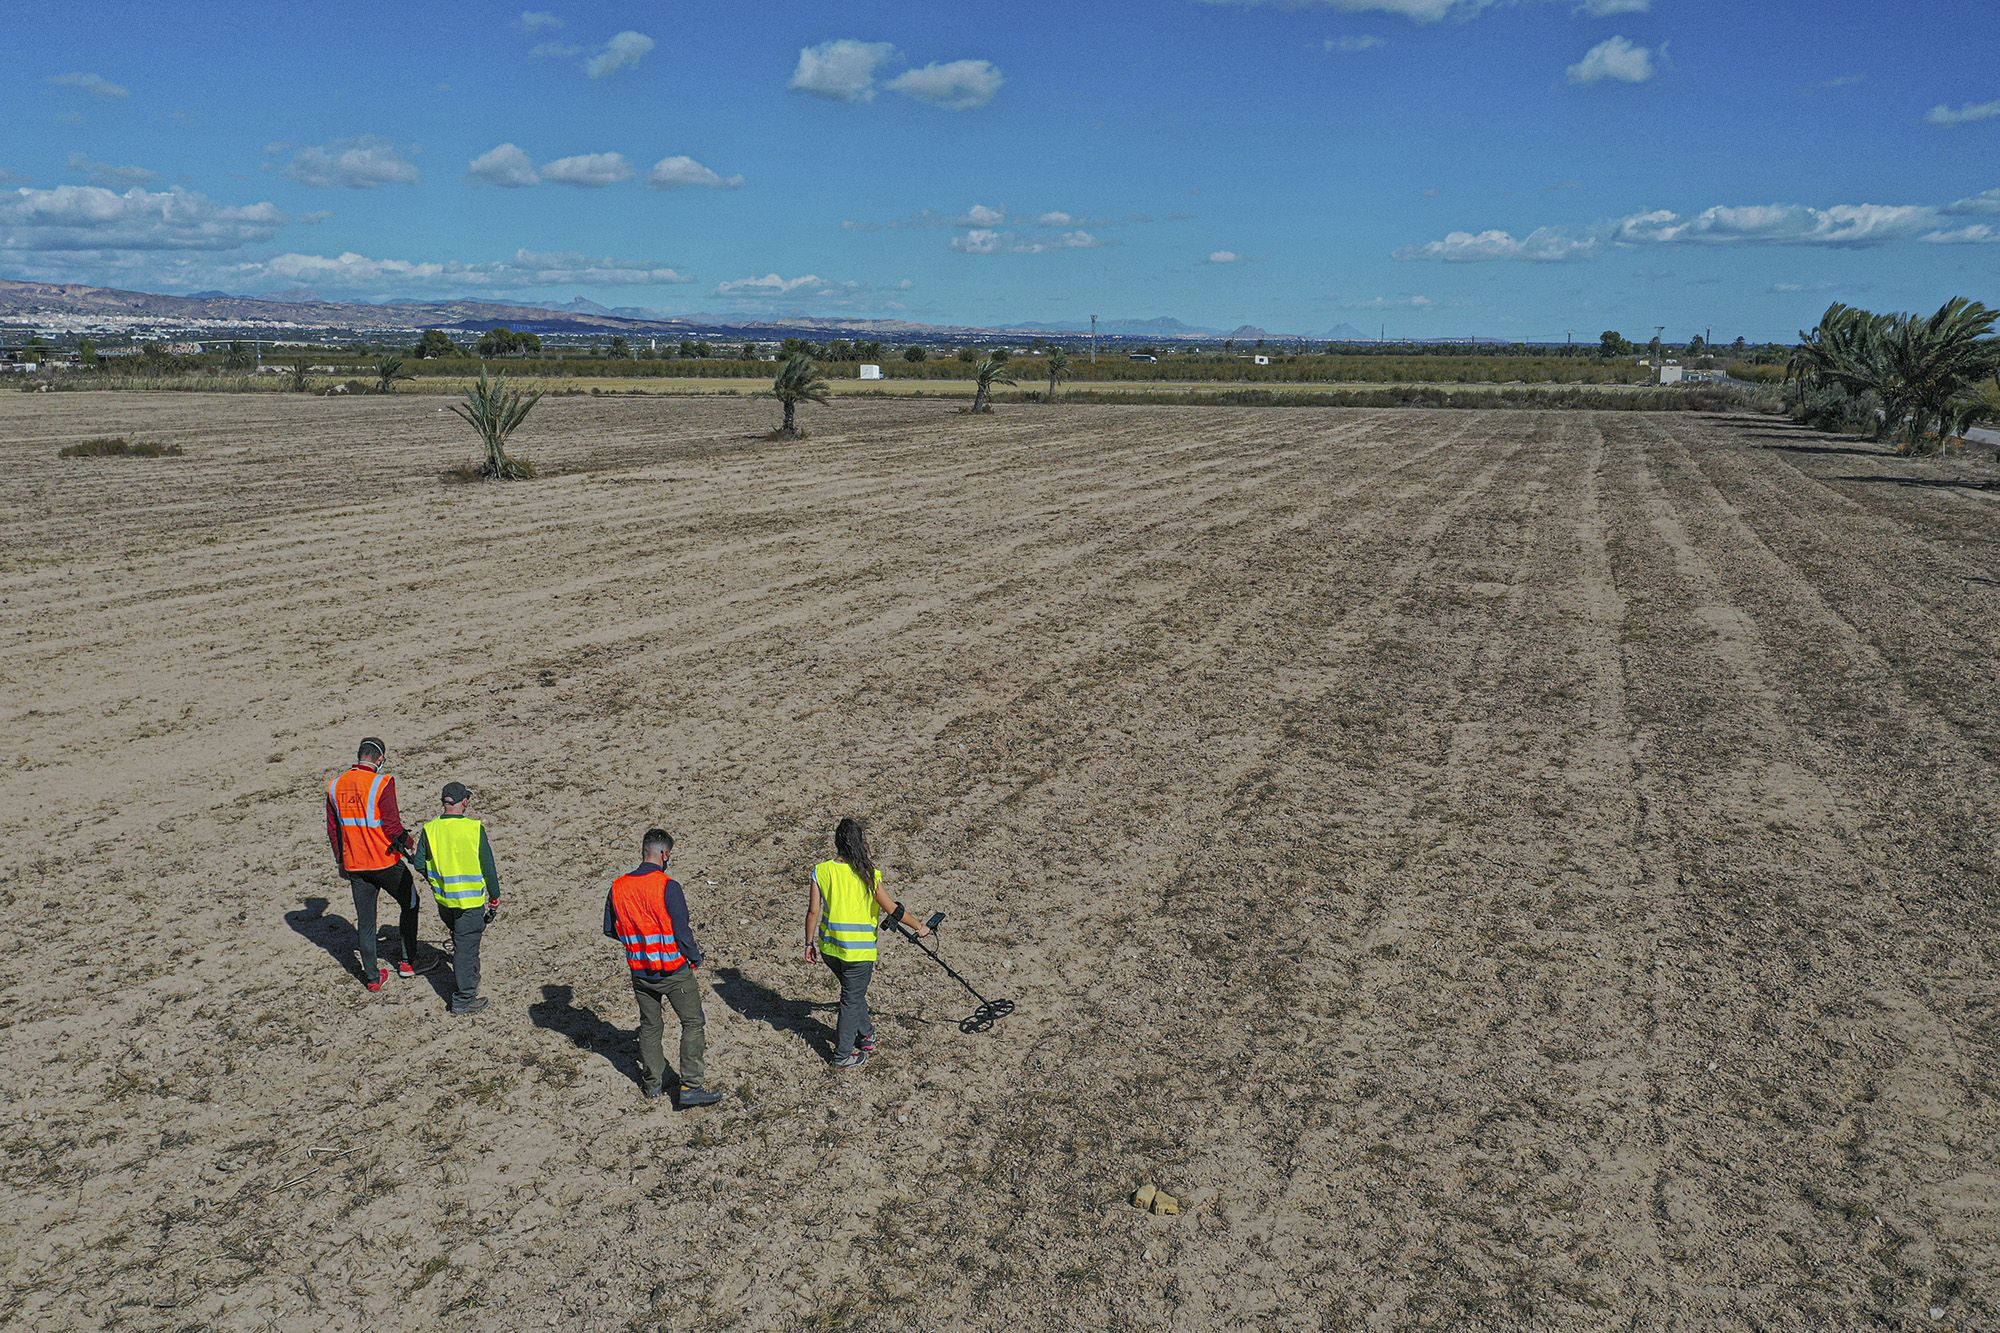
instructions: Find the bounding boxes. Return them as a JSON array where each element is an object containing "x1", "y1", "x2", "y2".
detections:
[
  {"x1": 1592, "y1": 415, "x2": 1998, "y2": 1327},
  {"x1": 5, "y1": 394, "x2": 1997, "y2": 1331}
]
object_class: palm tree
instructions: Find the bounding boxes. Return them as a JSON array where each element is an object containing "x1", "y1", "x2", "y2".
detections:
[
  {"x1": 770, "y1": 354, "x2": 830, "y2": 439},
  {"x1": 1045, "y1": 347, "x2": 1072, "y2": 402},
  {"x1": 970, "y1": 352, "x2": 1017, "y2": 415},
  {"x1": 1791, "y1": 298, "x2": 2000, "y2": 454},
  {"x1": 1887, "y1": 296, "x2": 1999, "y2": 454},
  {"x1": 375, "y1": 356, "x2": 414, "y2": 394},
  {"x1": 287, "y1": 357, "x2": 314, "y2": 394},
  {"x1": 450, "y1": 368, "x2": 543, "y2": 479}
]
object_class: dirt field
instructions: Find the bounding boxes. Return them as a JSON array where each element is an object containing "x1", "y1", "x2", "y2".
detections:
[{"x1": 2, "y1": 394, "x2": 1997, "y2": 1330}]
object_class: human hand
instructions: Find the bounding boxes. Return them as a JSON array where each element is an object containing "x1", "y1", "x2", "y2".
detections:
[{"x1": 804, "y1": 944, "x2": 819, "y2": 964}]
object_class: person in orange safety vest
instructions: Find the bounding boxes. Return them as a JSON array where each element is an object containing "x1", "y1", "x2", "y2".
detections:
[
  {"x1": 603, "y1": 828, "x2": 723, "y2": 1109},
  {"x1": 326, "y1": 737, "x2": 434, "y2": 991}
]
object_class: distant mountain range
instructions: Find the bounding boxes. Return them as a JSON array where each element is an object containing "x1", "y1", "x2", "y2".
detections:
[{"x1": 0, "y1": 276, "x2": 1423, "y2": 345}]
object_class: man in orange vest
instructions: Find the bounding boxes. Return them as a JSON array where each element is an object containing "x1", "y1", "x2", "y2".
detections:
[
  {"x1": 326, "y1": 737, "x2": 433, "y2": 991},
  {"x1": 602, "y1": 828, "x2": 722, "y2": 1108}
]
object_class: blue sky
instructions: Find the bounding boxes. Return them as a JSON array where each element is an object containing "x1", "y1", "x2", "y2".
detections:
[{"x1": 3, "y1": 0, "x2": 1995, "y2": 340}]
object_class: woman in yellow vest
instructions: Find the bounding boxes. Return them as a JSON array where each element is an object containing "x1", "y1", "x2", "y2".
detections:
[{"x1": 804, "y1": 817, "x2": 929, "y2": 1069}]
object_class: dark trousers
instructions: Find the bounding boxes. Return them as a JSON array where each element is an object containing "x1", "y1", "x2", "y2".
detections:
[
  {"x1": 438, "y1": 904, "x2": 486, "y2": 1009},
  {"x1": 822, "y1": 956, "x2": 875, "y2": 1057},
  {"x1": 349, "y1": 864, "x2": 417, "y2": 975},
  {"x1": 632, "y1": 968, "x2": 706, "y2": 1092}
]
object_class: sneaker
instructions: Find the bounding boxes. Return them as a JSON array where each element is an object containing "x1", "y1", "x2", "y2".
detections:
[
  {"x1": 450, "y1": 996, "x2": 490, "y2": 1016},
  {"x1": 676, "y1": 1084, "x2": 723, "y2": 1109},
  {"x1": 829, "y1": 1050, "x2": 870, "y2": 1070},
  {"x1": 857, "y1": 1034, "x2": 877, "y2": 1054},
  {"x1": 397, "y1": 958, "x2": 439, "y2": 978},
  {"x1": 364, "y1": 967, "x2": 389, "y2": 992}
]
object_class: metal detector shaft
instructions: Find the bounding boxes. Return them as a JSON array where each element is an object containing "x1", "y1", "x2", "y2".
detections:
[{"x1": 884, "y1": 910, "x2": 1015, "y2": 1032}]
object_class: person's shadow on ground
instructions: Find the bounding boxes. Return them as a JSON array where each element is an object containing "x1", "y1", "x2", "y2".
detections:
[
  {"x1": 528, "y1": 984, "x2": 647, "y2": 1087},
  {"x1": 710, "y1": 966, "x2": 836, "y2": 1060},
  {"x1": 285, "y1": 897, "x2": 362, "y2": 982}
]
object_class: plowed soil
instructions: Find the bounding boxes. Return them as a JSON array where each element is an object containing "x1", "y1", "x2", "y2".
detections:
[{"x1": 2, "y1": 394, "x2": 1997, "y2": 1331}]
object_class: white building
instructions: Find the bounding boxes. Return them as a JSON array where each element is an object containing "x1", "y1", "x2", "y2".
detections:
[{"x1": 858, "y1": 364, "x2": 883, "y2": 380}]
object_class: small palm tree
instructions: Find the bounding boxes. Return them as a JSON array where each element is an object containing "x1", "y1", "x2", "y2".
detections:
[
  {"x1": 287, "y1": 357, "x2": 313, "y2": 394},
  {"x1": 770, "y1": 354, "x2": 830, "y2": 439},
  {"x1": 970, "y1": 352, "x2": 1017, "y2": 414},
  {"x1": 1045, "y1": 347, "x2": 1072, "y2": 402},
  {"x1": 450, "y1": 368, "x2": 543, "y2": 479},
  {"x1": 375, "y1": 356, "x2": 413, "y2": 394}
]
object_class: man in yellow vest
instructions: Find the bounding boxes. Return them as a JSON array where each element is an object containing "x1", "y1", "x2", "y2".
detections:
[{"x1": 414, "y1": 781, "x2": 501, "y2": 1016}]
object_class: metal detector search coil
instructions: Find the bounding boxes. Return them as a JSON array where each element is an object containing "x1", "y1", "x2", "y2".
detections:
[{"x1": 884, "y1": 910, "x2": 1015, "y2": 1034}]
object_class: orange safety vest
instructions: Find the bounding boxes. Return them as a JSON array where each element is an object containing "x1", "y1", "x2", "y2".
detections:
[
  {"x1": 329, "y1": 766, "x2": 398, "y2": 872},
  {"x1": 610, "y1": 867, "x2": 686, "y2": 974}
]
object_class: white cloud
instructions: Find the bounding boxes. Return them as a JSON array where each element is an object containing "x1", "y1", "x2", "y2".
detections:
[
  {"x1": 1394, "y1": 227, "x2": 1600, "y2": 261},
  {"x1": 951, "y1": 228, "x2": 1007, "y2": 255},
  {"x1": 586, "y1": 31, "x2": 655, "y2": 79},
  {"x1": 0, "y1": 185, "x2": 284, "y2": 252},
  {"x1": 1035, "y1": 211, "x2": 1075, "y2": 225},
  {"x1": 50, "y1": 72, "x2": 129, "y2": 99},
  {"x1": 1198, "y1": 0, "x2": 1474, "y2": 22},
  {"x1": 1575, "y1": 0, "x2": 1648, "y2": 14},
  {"x1": 1325, "y1": 36, "x2": 1385, "y2": 53},
  {"x1": 1614, "y1": 202, "x2": 1933, "y2": 246},
  {"x1": 288, "y1": 138, "x2": 420, "y2": 188},
  {"x1": 1344, "y1": 294, "x2": 1436, "y2": 308},
  {"x1": 540, "y1": 152, "x2": 633, "y2": 187},
  {"x1": 1395, "y1": 193, "x2": 2000, "y2": 262},
  {"x1": 715, "y1": 272, "x2": 856, "y2": 297},
  {"x1": 240, "y1": 247, "x2": 692, "y2": 290},
  {"x1": 790, "y1": 39, "x2": 897, "y2": 103},
  {"x1": 886, "y1": 59, "x2": 1004, "y2": 110},
  {"x1": 648, "y1": 155, "x2": 744, "y2": 190},
  {"x1": 1921, "y1": 224, "x2": 2000, "y2": 245},
  {"x1": 66, "y1": 153, "x2": 158, "y2": 188},
  {"x1": 951, "y1": 228, "x2": 1101, "y2": 254},
  {"x1": 1567, "y1": 36, "x2": 1655, "y2": 85},
  {"x1": 961, "y1": 203, "x2": 1006, "y2": 226},
  {"x1": 468, "y1": 143, "x2": 539, "y2": 188},
  {"x1": 519, "y1": 10, "x2": 562, "y2": 31},
  {"x1": 1945, "y1": 188, "x2": 2000, "y2": 215},
  {"x1": 1926, "y1": 99, "x2": 2000, "y2": 127},
  {"x1": 1208, "y1": 250, "x2": 1241, "y2": 263},
  {"x1": 1769, "y1": 282, "x2": 1836, "y2": 294}
]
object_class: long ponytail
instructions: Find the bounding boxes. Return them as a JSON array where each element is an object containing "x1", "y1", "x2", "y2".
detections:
[{"x1": 834, "y1": 817, "x2": 875, "y2": 896}]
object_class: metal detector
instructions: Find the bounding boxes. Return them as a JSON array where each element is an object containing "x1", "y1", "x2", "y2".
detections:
[{"x1": 883, "y1": 911, "x2": 1015, "y2": 1034}]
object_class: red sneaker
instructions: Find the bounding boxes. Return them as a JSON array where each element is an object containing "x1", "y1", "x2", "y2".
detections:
[
  {"x1": 364, "y1": 967, "x2": 388, "y2": 992},
  {"x1": 397, "y1": 958, "x2": 439, "y2": 978}
]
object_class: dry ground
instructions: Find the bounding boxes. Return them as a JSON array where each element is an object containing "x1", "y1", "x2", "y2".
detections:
[{"x1": 1, "y1": 394, "x2": 1997, "y2": 1331}]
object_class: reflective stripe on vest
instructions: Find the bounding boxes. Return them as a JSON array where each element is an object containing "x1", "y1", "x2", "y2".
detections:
[
  {"x1": 610, "y1": 869, "x2": 686, "y2": 973},
  {"x1": 330, "y1": 767, "x2": 397, "y2": 872},
  {"x1": 422, "y1": 815, "x2": 489, "y2": 909},
  {"x1": 814, "y1": 861, "x2": 881, "y2": 962}
]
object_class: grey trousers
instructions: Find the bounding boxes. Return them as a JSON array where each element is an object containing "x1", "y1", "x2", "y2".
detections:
[
  {"x1": 349, "y1": 866, "x2": 417, "y2": 975},
  {"x1": 823, "y1": 957, "x2": 875, "y2": 1057},
  {"x1": 632, "y1": 968, "x2": 706, "y2": 1092},
  {"x1": 438, "y1": 905, "x2": 485, "y2": 1009}
]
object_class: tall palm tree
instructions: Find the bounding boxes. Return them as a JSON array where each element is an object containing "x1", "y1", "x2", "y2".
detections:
[
  {"x1": 1045, "y1": 347, "x2": 1072, "y2": 402},
  {"x1": 375, "y1": 356, "x2": 414, "y2": 394},
  {"x1": 450, "y1": 368, "x2": 543, "y2": 479},
  {"x1": 770, "y1": 354, "x2": 830, "y2": 438},
  {"x1": 970, "y1": 352, "x2": 1017, "y2": 415}
]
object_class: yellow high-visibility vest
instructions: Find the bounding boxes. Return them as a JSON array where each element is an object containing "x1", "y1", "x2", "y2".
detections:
[
  {"x1": 814, "y1": 860, "x2": 882, "y2": 962},
  {"x1": 423, "y1": 816, "x2": 488, "y2": 910}
]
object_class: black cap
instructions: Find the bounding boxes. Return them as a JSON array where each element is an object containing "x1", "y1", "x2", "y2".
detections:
[{"x1": 441, "y1": 781, "x2": 473, "y2": 804}]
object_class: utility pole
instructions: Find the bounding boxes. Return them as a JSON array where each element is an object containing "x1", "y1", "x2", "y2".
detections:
[{"x1": 1090, "y1": 314, "x2": 1097, "y2": 365}]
